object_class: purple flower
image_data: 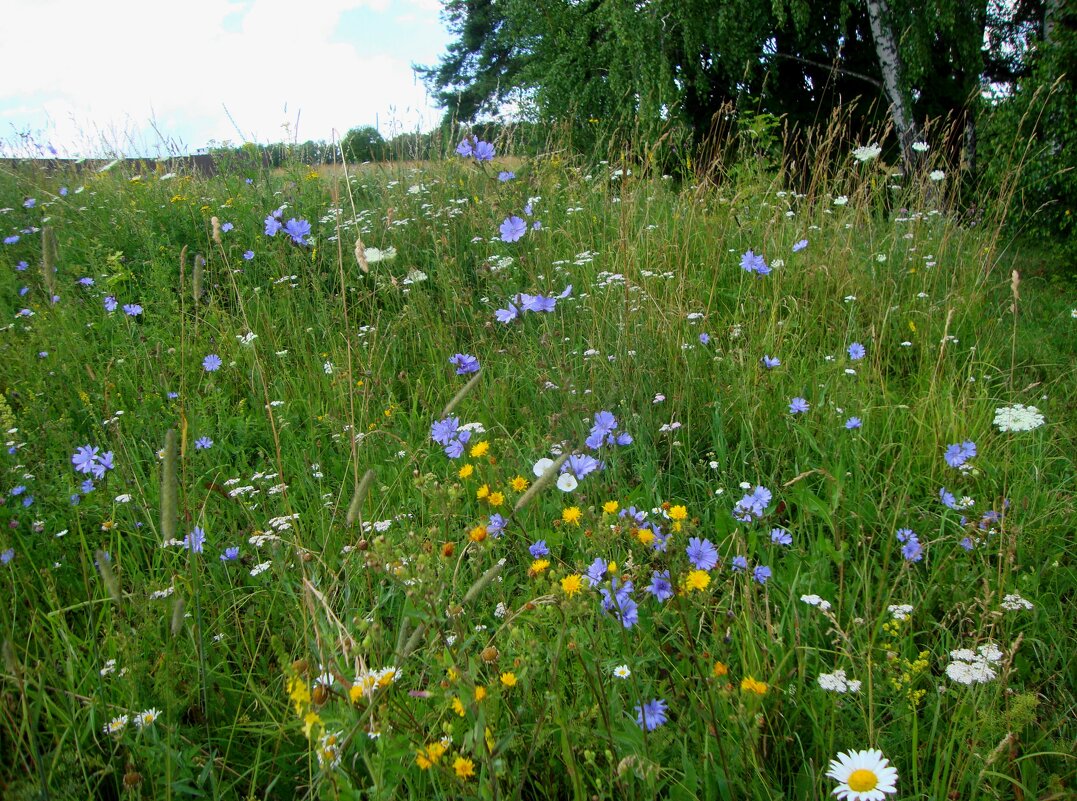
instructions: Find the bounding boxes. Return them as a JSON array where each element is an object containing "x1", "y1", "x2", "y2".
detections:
[
  {"x1": 9, "y1": 486, "x2": 25, "y2": 496},
  {"x1": 495, "y1": 303, "x2": 518, "y2": 324},
  {"x1": 939, "y1": 487, "x2": 959, "y2": 510},
  {"x1": 901, "y1": 538, "x2": 923, "y2": 562},
  {"x1": 518, "y1": 293, "x2": 555, "y2": 312},
  {"x1": 104, "y1": 296, "x2": 117, "y2": 312},
  {"x1": 634, "y1": 698, "x2": 668, "y2": 731},
  {"x1": 264, "y1": 215, "x2": 282, "y2": 236},
  {"x1": 430, "y1": 417, "x2": 460, "y2": 446},
  {"x1": 733, "y1": 486, "x2": 772, "y2": 523},
  {"x1": 473, "y1": 141, "x2": 495, "y2": 162},
  {"x1": 944, "y1": 440, "x2": 976, "y2": 469},
  {"x1": 24, "y1": 198, "x2": 36, "y2": 208},
  {"x1": 90, "y1": 451, "x2": 114, "y2": 479},
  {"x1": 1, "y1": 548, "x2": 13, "y2": 564},
  {"x1": 959, "y1": 537, "x2": 974, "y2": 551},
  {"x1": 845, "y1": 416, "x2": 862, "y2": 429},
  {"x1": 18, "y1": 286, "x2": 29, "y2": 297},
  {"x1": 283, "y1": 218, "x2": 311, "y2": 245},
  {"x1": 167, "y1": 391, "x2": 179, "y2": 400},
  {"x1": 449, "y1": 353, "x2": 480, "y2": 375},
  {"x1": 586, "y1": 411, "x2": 629, "y2": 450},
  {"x1": 16, "y1": 261, "x2": 28, "y2": 271},
  {"x1": 499, "y1": 216, "x2": 527, "y2": 243},
  {"x1": 78, "y1": 277, "x2": 94, "y2": 287},
  {"x1": 202, "y1": 354, "x2": 222, "y2": 372},
  {"x1": 731, "y1": 555, "x2": 748, "y2": 572},
  {"x1": 762, "y1": 355, "x2": 781, "y2": 369},
  {"x1": 740, "y1": 249, "x2": 770, "y2": 276},
  {"x1": 770, "y1": 528, "x2": 792, "y2": 546},
  {"x1": 221, "y1": 222, "x2": 233, "y2": 233},
  {"x1": 185, "y1": 526, "x2": 206, "y2": 554},
  {"x1": 895, "y1": 528, "x2": 915, "y2": 543},
  {"x1": 243, "y1": 250, "x2": 255, "y2": 261},
  {"x1": 455, "y1": 139, "x2": 474, "y2": 158},
  {"x1": 195, "y1": 437, "x2": 213, "y2": 450},
  {"x1": 848, "y1": 342, "x2": 866, "y2": 360},
  {"x1": 646, "y1": 570, "x2": 673, "y2": 602},
  {"x1": 792, "y1": 239, "x2": 808, "y2": 252},
  {"x1": 699, "y1": 332, "x2": 710, "y2": 345},
  {"x1": 72, "y1": 445, "x2": 99, "y2": 474},
  {"x1": 585, "y1": 558, "x2": 608, "y2": 586},
  {"x1": 753, "y1": 565, "x2": 772, "y2": 584},
  {"x1": 220, "y1": 546, "x2": 240, "y2": 561},
  {"x1": 487, "y1": 513, "x2": 506, "y2": 537},
  {"x1": 686, "y1": 537, "x2": 718, "y2": 570},
  {"x1": 498, "y1": 171, "x2": 515, "y2": 182},
  {"x1": 59, "y1": 187, "x2": 68, "y2": 196},
  {"x1": 3, "y1": 236, "x2": 19, "y2": 245},
  {"x1": 81, "y1": 479, "x2": 95, "y2": 494},
  {"x1": 600, "y1": 578, "x2": 637, "y2": 628},
  {"x1": 529, "y1": 540, "x2": 549, "y2": 558},
  {"x1": 562, "y1": 453, "x2": 600, "y2": 479},
  {"x1": 123, "y1": 303, "x2": 143, "y2": 316},
  {"x1": 789, "y1": 397, "x2": 809, "y2": 414}
]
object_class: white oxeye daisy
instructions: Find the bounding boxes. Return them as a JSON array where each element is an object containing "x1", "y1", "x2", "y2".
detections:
[
  {"x1": 826, "y1": 748, "x2": 898, "y2": 800},
  {"x1": 135, "y1": 708, "x2": 161, "y2": 729},
  {"x1": 613, "y1": 664, "x2": 631, "y2": 679},
  {"x1": 104, "y1": 714, "x2": 128, "y2": 735}
]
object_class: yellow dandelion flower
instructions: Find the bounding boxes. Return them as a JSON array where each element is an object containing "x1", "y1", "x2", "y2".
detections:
[
  {"x1": 635, "y1": 527, "x2": 655, "y2": 546},
  {"x1": 476, "y1": 484, "x2": 490, "y2": 500},
  {"x1": 468, "y1": 525, "x2": 488, "y2": 543},
  {"x1": 302, "y1": 710, "x2": 322, "y2": 739},
  {"x1": 510, "y1": 475, "x2": 529, "y2": 492},
  {"x1": 608, "y1": 561, "x2": 618, "y2": 574},
  {"x1": 500, "y1": 672, "x2": 517, "y2": 687},
  {"x1": 562, "y1": 506, "x2": 582, "y2": 526},
  {"x1": 602, "y1": 500, "x2": 619, "y2": 514},
  {"x1": 470, "y1": 441, "x2": 489, "y2": 458},
  {"x1": 560, "y1": 574, "x2": 583, "y2": 596},
  {"x1": 453, "y1": 756, "x2": 475, "y2": 779},
  {"x1": 684, "y1": 570, "x2": 711, "y2": 592},
  {"x1": 741, "y1": 676, "x2": 768, "y2": 695},
  {"x1": 488, "y1": 491, "x2": 504, "y2": 507},
  {"x1": 416, "y1": 741, "x2": 447, "y2": 769},
  {"x1": 451, "y1": 697, "x2": 465, "y2": 717},
  {"x1": 458, "y1": 463, "x2": 474, "y2": 479},
  {"x1": 713, "y1": 661, "x2": 729, "y2": 677},
  {"x1": 474, "y1": 686, "x2": 487, "y2": 702},
  {"x1": 669, "y1": 505, "x2": 687, "y2": 521},
  {"x1": 528, "y1": 559, "x2": 550, "y2": 577}
]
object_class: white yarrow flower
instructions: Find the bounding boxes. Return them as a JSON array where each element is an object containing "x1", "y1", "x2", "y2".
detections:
[{"x1": 853, "y1": 144, "x2": 882, "y2": 162}]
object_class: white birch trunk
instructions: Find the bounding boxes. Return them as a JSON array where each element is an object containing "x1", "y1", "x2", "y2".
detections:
[{"x1": 865, "y1": 0, "x2": 920, "y2": 170}]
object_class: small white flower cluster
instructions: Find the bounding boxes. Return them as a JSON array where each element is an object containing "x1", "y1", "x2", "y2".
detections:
[
  {"x1": 945, "y1": 643, "x2": 1003, "y2": 685},
  {"x1": 800, "y1": 594, "x2": 832, "y2": 612},
  {"x1": 887, "y1": 604, "x2": 914, "y2": 621},
  {"x1": 817, "y1": 669, "x2": 862, "y2": 693},
  {"x1": 853, "y1": 144, "x2": 882, "y2": 162},
  {"x1": 1001, "y1": 592, "x2": 1034, "y2": 611},
  {"x1": 993, "y1": 403, "x2": 1045, "y2": 432}
]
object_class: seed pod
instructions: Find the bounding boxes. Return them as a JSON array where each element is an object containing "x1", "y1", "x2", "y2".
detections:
[{"x1": 312, "y1": 684, "x2": 329, "y2": 705}]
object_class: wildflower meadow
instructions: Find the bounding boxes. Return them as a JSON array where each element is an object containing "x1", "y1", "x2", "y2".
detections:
[{"x1": 0, "y1": 134, "x2": 1074, "y2": 800}]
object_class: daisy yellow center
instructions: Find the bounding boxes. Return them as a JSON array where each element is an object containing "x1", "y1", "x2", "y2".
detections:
[{"x1": 847, "y1": 769, "x2": 878, "y2": 792}]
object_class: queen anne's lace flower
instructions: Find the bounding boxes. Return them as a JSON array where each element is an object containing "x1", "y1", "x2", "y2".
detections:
[{"x1": 993, "y1": 404, "x2": 1045, "y2": 432}]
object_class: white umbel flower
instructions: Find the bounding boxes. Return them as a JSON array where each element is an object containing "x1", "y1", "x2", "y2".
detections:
[
  {"x1": 853, "y1": 144, "x2": 882, "y2": 162},
  {"x1": 993, "y1": 403, "x2": 1045, "y2": 432},
  {"x1": 826, "y1": 748, "x2": 898, "y2": 800}
]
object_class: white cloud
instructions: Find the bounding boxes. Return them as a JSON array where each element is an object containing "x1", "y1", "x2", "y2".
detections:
[{"x1": 0, "y1": 0, "x2": 445, "y2": 156}]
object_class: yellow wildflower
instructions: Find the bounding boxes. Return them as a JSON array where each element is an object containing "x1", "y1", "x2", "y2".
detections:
[
  {"x1": 451, "y1": 697, "x2": 465, "y2": 717},
  {"x1": 560, "y1": 574, "x2": 583, "y2": 596},
  {"x1": 416, "y1": 741, "x2": 447, "y2": 769},
  {"x1": 684, "y1": 570, "x2": 710, "y2": 592},
  {"x1": 510, "y1": 475, "x2": 529, "y2": 492},
  {"x1": 458, "y1": 463, "x2": 474, "y2": 479},
  {"x1": 468, "y1": 525, "x2": 488, "y2": 543},
  {"x1": 488, "y1": 491, "x2": 504, "y2": 507},
  {"x1": 562, "y1": 506, "x2": 582, "y2": 526},
  {"x1": 602, "y1": 500, "x2": 619, "y2": 515},
  {"x1": 453, "y1": 756, "x2": 475, "y2": 779},
  {"x1": 302, "y1": 710, "x2": 322, "y2": 739},
  {"x1": 713, "y1": 661, "x2": 729, "y2": 678},
  {"x1": 476, "y1": 484, "x2": 490, "y2": 500},
  {"x1": 528, "y1": 559, "x2": 550, "y2": 577},
  {"x1": 740, "y1": 676, "x2": 768, "y2": 695},
  {"x1": 470, "y1": 441, "x2": 489, "y2": 458},
  {"x1": 668, "y1": 505, "x2": 687, "y2": 521},
  {"x1": 635, "y1": 527, "x2": 655, "y2": 547},
  {"x1": 474, "y1": 686, "x2": 487, "y2": 702},
  {"x1": 500, "y1": 672, "x2": 517, "y2": 687},
  {"x1": 288, "y1": 676, "x2": 311, "y2": 716}
]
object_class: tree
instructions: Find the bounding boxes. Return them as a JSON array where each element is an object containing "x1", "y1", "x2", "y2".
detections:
[{"x1": 341, "y1": 126, "x2": 385, "y2": 163}]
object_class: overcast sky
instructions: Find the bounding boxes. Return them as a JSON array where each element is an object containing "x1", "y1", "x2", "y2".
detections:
[{"x1": 0, "y1": 0, "x2": 451, "y2": 158}]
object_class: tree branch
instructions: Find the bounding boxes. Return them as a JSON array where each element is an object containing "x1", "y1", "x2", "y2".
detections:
[{"x1": 772, "y1": 52, "x2": 883, "y2": 90}]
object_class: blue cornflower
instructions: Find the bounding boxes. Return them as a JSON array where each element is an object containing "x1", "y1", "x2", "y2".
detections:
[
  {"x1": 939, "y1": 487, "x2": 959, "y2": 509},
  {"x1": 1, "y1": 548, "x2": 13, "y2": 564},
  {"x1": 792, "y1": 239, "x2": 808, "y2": 252},
  {"x1": 845, "y1": 416, "x2": 862, "y2": 429},
  {"x1": 185, "y1": 526, "x2": 206, "y2": 553},
  {"x1": 740, "y1": 249, "x2": 770, "y2": 276},
  {"x1": 529, "y1": 540, "x2": 549, "y2": 558},
  {"x1": 72, "y1": 445, "x2": 99, "y2": 474},
  {"x1": 895, "y1": 528, "x2": 915, "y2": 543},
  {"x1": 123, "y1": 303, "x2": 143, "y2": 316},
  {"x1": 770, "y1": 528, "x2": 792, "y2": 546},
  {"x1": 449, "y1": 353, "x2": 480, "y2": 375},
  {"x1": 634, "y1": 698, "x2": 668, "y2": 731},
  {"x1": 499, "y1": 216, "x2": 527, "y2": 243},
  {"x1": 9, "y1": 486, "x2": 25, "y2": 496},
  {"x1": 762, "y1": 355, "x2": 780, "y2": 369},
  {"x1": 753, "y1": 565, "x2": 772, "y2": 584},
  {"x1": 195, "y1": 437, "x2": 213, "y2": 450},
  {"x1": 686, "y1": 537, "x2": 718, "y2": 570},
  {"x1": 585, "y1": 558, "x2": 608, "y2": 586},
  {"x1": 731, "y1": 555, "x2": 748, "y2": 572},
  {"x1": 283, "y1": 218, "x2": 311, "y2": 245},
  {"x1": 848, "y1": 342, "x2": 866, "y2": 360},
  {"x1": 498, "y1": 171, "x2": 515, "y2": 182},
  {"x1": 646, "y1": 570, "x2": 673, "y2": 602},
  {"x1": 202, "y1": 353, "x2": 222, "y2": 372},
  {"x1": 944, "y1": 440, "x2": 976, "y2": 469},
  {"x1": 789, "y1": 397, "x2": 809, "y2": 414},
  {"x1": 243, "y1": 250, "x2": 255, "y2": 261},
  {"x1": 220, "y1": 546, "x2": 240, "y2": 561},
  {"x1": 104, "y1": 296, "x2": 117, "y2": 312}
]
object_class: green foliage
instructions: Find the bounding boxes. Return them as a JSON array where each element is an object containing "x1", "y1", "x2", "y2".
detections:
[{"x1": 342, "y1": 125, "x2": 386, "y2": 164}]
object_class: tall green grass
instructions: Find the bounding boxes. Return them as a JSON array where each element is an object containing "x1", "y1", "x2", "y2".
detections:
[{"x1": 0, "y1": 135, "x2": 1073, "y2": 800}]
